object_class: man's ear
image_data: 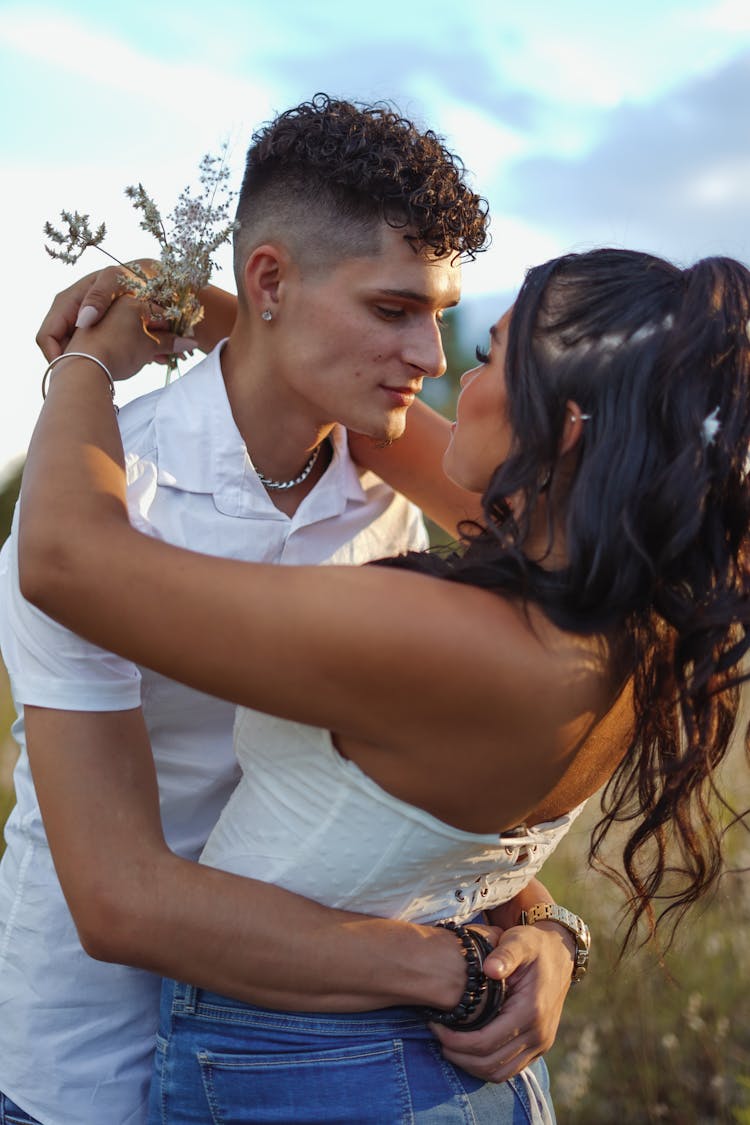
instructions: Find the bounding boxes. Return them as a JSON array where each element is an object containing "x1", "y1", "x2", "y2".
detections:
[
  {"x1": 560, "y1": 400, "x2": 590, "y2": 455},
  {"x1": 241, "y1": 243, "x2": 291, "y2": 318}
]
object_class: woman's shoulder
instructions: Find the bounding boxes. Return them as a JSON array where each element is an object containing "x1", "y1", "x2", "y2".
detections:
[{"x1": 443, "y1": 582, "x2": 609, "y2": 707}]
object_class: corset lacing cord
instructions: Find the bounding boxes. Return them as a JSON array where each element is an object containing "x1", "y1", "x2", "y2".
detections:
[{"x1": 518, "y1": 1065, "x2": 555, "y2": 1125}]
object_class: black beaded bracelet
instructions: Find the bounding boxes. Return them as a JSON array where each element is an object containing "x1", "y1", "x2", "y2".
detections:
[
  {"x1": 420, "y1": 921, "x2": 506, "y2": 1032},
  {"x1": 422, "y1": 921, "x2": 487, "y2": 1027},
  {"x1": 459, "y1": 928, "x2": 507, "y2": 1031}
]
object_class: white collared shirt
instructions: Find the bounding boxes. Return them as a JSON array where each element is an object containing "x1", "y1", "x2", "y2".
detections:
[{"x1": 0, "y1": 343, "x2": 427, "y2": 1125}]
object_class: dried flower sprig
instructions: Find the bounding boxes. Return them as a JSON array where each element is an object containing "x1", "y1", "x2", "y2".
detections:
[
  {"x1": 45, "y1": 146, "x2": 238, "y2": 379},
  {"x1": 43, "y1": 211, "x2": 108, "y2": 265}
]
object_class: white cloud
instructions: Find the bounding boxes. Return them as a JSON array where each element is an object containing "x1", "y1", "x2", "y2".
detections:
[
  {"x1": 686, "y1": 158, "x2": 750, "y2": 206},
  {"x1": 0, "y1": 7, "x2": 276, "y2": 148},
  {"x1": 694, "y1": 0, "x2": 750, "y2": 33},
  {"x1": 462, "y1": 217, "x2": 564, "y2": 299},
  {"x1": 0, "y1": 12, "x2": 167, "y2": 92},
  {"x1": 434, "y1": 100, "x2": 530, "y2": 187},
  {"x1": 471, "y1": 1, "x2": 750, "y2": 112},
  {"x1": 500, "y1": 49, "x2": 750, "y2": 268}
]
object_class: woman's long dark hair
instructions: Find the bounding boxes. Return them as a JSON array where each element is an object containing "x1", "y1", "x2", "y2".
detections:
[{"x1": 381, "y1": 248, "x2": 750, "y2": 943}]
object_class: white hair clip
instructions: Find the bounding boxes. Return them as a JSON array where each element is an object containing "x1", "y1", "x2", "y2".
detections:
[{"x1": 701, "y1": 406, "x2": 721, "y2": 447}]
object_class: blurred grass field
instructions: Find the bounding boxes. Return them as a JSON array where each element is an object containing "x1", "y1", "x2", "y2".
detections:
[
  {"x1": 542, "y1": 763, "x2": 750, "y2": 1124},
  {"x1": 0, "y1": 658, "x2": 17, "y2": 842}
]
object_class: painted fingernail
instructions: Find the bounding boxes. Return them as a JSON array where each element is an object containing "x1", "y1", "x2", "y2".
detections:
[
  {"x1": 173, "y1": 337, "x2": 195, "y2": 353},
  {"x1": 75, "y1": 305, "x2": 99, "y2": 329}
]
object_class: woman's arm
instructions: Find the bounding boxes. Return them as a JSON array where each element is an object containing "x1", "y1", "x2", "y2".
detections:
[
  {"x1": 36, "y1": 275, "x2": 480, "y2": 537},
  {"x1": 349, "y1": 401, "x2": 485, "y2": 536},
  {"x1": 38, "y1": 275, "x2": 481, "y2": 540},
  {"x1": 20, "y1": 302, "x2": 562, "y2": 830}
]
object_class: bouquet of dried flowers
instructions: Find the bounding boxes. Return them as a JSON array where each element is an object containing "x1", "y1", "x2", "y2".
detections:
[{"x1": 44, "y1": 147, "x2": 238, "y2": 378}]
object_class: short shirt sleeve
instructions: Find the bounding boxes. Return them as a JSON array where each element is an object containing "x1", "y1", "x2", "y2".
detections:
[{"x1": 0, "y1": 505, "x2": 141, "y2": 711}]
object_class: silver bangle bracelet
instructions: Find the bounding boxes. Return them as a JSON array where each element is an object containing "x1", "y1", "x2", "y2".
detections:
[{"x1": 41, "y1": 352, "x2": 118, "y2": 414}]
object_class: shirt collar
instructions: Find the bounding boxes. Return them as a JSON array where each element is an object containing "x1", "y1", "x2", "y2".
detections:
[{"x1": 153, "y1": 341, "x2": 368, "y2": 520}]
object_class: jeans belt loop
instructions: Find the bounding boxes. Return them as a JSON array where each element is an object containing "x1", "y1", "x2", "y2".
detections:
[{"x1": 181, "y1": 984, "x2": 198, "y2": 1014}]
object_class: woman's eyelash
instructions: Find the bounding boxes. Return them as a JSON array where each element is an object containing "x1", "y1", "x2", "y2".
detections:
[{"x1": 475, "y1": 345, "x2": 490, "y2": 363}]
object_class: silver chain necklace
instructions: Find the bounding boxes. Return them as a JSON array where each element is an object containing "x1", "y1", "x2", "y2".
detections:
[{"x1": 256, "y1": 443, "x2": 322, "y2": 491}]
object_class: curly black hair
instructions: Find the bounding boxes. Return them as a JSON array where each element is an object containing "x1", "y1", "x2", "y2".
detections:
[
  {"x1": 380, "y1": 248, "x2": 750, "y2": 947},
  {"x1": 233, "y1": 93, "x2": 488, "y2": 282}
]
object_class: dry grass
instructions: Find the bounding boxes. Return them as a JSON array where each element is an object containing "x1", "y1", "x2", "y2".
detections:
[{"x1": 543, "y1": 731, "x2": 750, "y2": 1124}]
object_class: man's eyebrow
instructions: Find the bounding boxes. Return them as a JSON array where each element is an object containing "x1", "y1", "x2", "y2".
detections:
[{"x1": 377, "y1": 288, "x2": 460, "y2": 308}]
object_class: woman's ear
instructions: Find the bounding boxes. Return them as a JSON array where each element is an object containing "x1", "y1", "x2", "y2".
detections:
[
  {"x1": 560, "y1": 400, "x2": 590, "y2": 455},
  {"x1": 241, "y1": 243, "x2": 289, "y2": 319}
]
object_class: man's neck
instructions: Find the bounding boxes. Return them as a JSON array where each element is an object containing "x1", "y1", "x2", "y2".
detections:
[{"x1": 220, "y1": 328, "x2": 337, "y2": 515}]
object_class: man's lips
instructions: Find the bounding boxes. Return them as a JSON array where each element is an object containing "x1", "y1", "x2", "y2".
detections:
[{"x1": 380, "y1": 384, "x2": 422, "y2": 403}]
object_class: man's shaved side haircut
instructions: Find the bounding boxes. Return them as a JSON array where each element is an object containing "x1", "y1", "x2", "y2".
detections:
[{"x1": 233, "y1": 93, "x2": 489, "y2": 294}]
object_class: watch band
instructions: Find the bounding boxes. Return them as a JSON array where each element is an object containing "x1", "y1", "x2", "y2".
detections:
[{"x1": 520, "y1": 903, "x2": 591, "y2": 983}]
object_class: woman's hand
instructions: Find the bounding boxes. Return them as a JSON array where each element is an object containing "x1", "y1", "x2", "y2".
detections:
[
  {"x1": 37, "y1": 261, "x2": 167, "y2": 362},
  {"x1": 38, "y1": 263, "x2": 237, "y2": 364},
  {"x1": 64, "y1": 294, "x2": 177, "y2": 384}
]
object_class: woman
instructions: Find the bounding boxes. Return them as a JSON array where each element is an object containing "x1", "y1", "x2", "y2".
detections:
[{"x1": 19, "y1": 247, "x2": 750, "y2": 1123}]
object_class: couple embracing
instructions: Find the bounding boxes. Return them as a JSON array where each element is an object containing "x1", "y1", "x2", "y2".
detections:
[{"x1": 2, "y1": 94, "x2": 749, "y2": 1124}]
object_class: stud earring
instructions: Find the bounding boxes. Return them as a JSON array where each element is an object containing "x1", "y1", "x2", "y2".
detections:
[
  {"x1": 261, "y1": 309, "x2": 273, "y2": 322},
  {"x1": 570, "y1": 413, "x2": 591, "y2": 423}
]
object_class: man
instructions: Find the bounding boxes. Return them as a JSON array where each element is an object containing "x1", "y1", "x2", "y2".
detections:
[{"x1": 0, "y1": 96, "x2": 582, "y2": 1124}]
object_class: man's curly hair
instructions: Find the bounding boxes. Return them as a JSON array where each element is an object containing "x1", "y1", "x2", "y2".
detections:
[{"x1": 233, "y1": 93, "x2": 489, "y2": 287}]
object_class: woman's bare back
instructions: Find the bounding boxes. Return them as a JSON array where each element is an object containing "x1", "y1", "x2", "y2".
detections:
[{"x1": 335, "y1": 587, "x2": 633, "y2": 834}]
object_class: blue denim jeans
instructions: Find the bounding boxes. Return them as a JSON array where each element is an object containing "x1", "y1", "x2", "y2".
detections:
[
  {"x1": 148, "y1": 980, "x2": 555, "y2": 1124},
  {"x1": 0, "y1": 1093, "x2": 41, "y2": 1124}
]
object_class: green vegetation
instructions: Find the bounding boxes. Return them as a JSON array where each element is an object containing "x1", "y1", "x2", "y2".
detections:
[
  {"x1": 0, "y1": 780, "x2": 14, "y2": 854},
  {"x1": 0, "y1": 658, "x2": 16, "y2": 758},
  {"x1": 0, "y1": 663, "x2": 14, "y2": 855},
  {"x1": 0, "y1": 460, "x2": 22, "y2": 550},
  {"x1": 1, "y1": 461, "x2": 21, "y2": 854}
]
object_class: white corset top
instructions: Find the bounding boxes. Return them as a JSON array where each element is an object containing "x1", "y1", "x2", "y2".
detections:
[{"x1": 200, "y1": 707, "x2": 585, "y2": 924}]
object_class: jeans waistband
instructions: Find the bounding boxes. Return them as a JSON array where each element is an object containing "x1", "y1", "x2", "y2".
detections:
[{"x1": 168, "y1": 980, "x2": 432, "y2": 1037}]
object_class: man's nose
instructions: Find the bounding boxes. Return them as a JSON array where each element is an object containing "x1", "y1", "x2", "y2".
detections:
[{"x1": 403, "y1": 320, "x2": 447, "y2": 379}]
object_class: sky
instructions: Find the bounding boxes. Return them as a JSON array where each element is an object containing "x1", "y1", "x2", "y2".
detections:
[{"x1": 1, "y1": 0, "x2": 750, "y2": 477}]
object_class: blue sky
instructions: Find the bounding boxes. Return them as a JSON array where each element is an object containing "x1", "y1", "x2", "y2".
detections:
[{"x1": 2, "y1": 0, "x2": 750, "y2": 474}]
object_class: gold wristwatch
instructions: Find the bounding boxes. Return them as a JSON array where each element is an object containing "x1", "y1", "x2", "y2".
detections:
[{"x1": 520, "y1": 904, "x2": 591, "y2": 983}]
